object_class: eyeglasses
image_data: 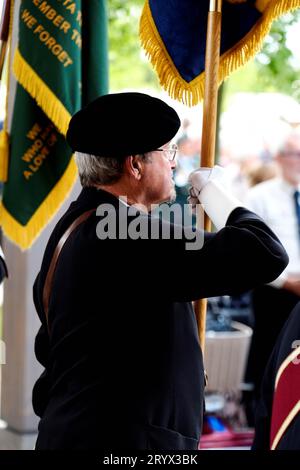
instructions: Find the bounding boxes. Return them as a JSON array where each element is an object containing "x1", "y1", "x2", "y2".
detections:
[{"x1": 155, "y1": 144, "x2": 178, "y2": 161}]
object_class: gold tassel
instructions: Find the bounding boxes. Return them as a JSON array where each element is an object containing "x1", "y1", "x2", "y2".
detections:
[
  {"x1": 0, "y1": 130, "x2": 10, "y2": 182},
  {"x1": 255, "y1": 0, "x2": 271, "y2": 12}
]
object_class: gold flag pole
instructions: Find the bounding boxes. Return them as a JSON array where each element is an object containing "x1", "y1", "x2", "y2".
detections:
[
  {"x1": 0, "y1": 0, "x2": 11, "y2": 183},
  {"x1": 195, "y1": 0, "x2": 223, "y2": 353}
]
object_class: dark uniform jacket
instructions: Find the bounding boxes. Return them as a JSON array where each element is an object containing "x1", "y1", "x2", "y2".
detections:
[
  {"x1": 33, "y1": 187, "x2": 288, "y2": 450},
  {"x1": 253, "y1": 301, "x2": 300, "y2": 450}
]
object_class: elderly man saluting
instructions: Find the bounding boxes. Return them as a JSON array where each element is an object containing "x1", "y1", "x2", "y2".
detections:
[{"x1": 32, "y1": 92, "x2": 288, "y2": 450}]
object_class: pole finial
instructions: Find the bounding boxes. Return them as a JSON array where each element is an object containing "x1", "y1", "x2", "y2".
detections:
[{"x1": 210, "y1": 0, "x2": 222, "y2": 12}]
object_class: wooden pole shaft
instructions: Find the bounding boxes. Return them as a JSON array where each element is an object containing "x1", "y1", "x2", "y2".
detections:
[
  {"x1": 0, "y1": 0, "x2": 11, "y2": 41},
  {"x1": 201, "y1": 12, "x2": 221, "y2": 169},
  {"x1": 195, "y1": 3, "x2": 222, "y2": 353}
]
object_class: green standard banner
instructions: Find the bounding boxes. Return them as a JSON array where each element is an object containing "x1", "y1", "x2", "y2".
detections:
[{"x1": 0, "y1": 0, "x2": 108, "y2": 249}]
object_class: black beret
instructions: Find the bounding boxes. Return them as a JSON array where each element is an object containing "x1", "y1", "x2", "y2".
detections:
[{"x1": 66, "y1": 92, "x2": 181, "y2": 158}]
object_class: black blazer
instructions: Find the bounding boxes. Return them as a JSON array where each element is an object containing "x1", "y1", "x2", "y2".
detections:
[{"x1": 32, "y1": 187, "x2": 288, "y2": 450}]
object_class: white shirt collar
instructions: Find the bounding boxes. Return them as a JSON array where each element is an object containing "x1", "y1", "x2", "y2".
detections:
[
  {"x1": 118, "y1": 196, "x2": 130, "y2": 207},
  {"x1": 279, "y1": 177, "x2": 300, "y2": 195}
]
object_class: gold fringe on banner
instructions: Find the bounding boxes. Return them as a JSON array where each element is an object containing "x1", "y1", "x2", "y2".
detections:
[
  {"x1": 0, "y1": 130, "x2": 9, "y2": 182},
  {"x1": 140, "y1": 0, "x2": 300, "y2": 106},
  {"x1": 0, "y1": 158, "x2": 78, "y2": 250},
  {"x1": 13, "y1": 48, "x2": 71, "y2": 136},
  {"x1": 140, "y1": 1, "x2": 204, "y2": 107}
]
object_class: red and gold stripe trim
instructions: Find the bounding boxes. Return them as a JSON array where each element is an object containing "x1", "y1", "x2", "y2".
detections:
[{"x1": 270, "y1": 345, "x2": 300, "y2": 450}]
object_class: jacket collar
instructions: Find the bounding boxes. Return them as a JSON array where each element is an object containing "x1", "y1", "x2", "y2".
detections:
[{"x1": 75, "y1": 186, "x2": 121, "y2": 211}]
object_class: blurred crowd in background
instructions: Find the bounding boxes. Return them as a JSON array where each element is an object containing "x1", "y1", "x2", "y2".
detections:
[{"x1": 169, "y1": 91, "x2": 300, "y2": 433}]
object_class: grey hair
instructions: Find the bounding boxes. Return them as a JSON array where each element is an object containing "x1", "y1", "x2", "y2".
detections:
[{"x1": 75, "y1": 151, "x2": 152, "y2": 187}]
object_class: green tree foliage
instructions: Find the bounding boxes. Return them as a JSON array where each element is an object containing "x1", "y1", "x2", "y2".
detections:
[
  {"x1": 224, "y1": 11, "x2": 300, "y2": 106},
  {"x1": 256, "y1": 11, "x2": 300, "y2": 97},
  {"x1": 108, "y1": 0, "x2": 159, "y2": 91}
]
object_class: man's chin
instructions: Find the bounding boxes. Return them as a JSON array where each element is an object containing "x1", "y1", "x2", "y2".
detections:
[
  {"x1": 169, "y1": 188, "x2": 177, "y2": 202},
  {"x1": 162, "y1": 188, "x2": 177, "y2": 204}
]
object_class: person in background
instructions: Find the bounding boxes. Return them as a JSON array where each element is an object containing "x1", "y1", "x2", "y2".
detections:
[
  {"x1": 247, "y1": 162, "x2": 278, "y2": 188},
  {"x1": 252, "y1": 300, "x2": 300, "y2": 450},
  {"x1": 219, "y1": 148, "x2": 260, "y2": 202},
  {"x1": 245, "y1": 132, "x2": 300, "y2": 419}
]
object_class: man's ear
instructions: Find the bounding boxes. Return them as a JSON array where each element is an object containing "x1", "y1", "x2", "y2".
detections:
[{"x1": 124, "y1": 156, "x2": 143, "y2": 180}]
